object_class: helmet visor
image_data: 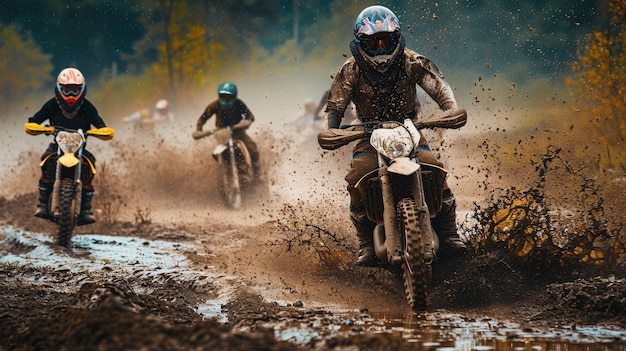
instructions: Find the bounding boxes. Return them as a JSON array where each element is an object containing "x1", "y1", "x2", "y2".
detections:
[
  {"x1": 358, "y1": 32, "x2": 399, "y2": 56},
  {"x1": 58, "y1": 83, "x2": 83, "y2": 96}
]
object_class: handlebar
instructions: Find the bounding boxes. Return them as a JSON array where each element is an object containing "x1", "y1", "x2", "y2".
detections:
[
  {"x1": 318, "y1": 108, "x2": 467, "y2": 150},
  {"x1": 24, "y1": 123, "x2": 115, "y2": 140}
]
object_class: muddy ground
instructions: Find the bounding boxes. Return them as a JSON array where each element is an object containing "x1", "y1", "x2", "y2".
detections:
[{"x1": 0, "y1": 119, "x2": 625, "y2": 350}]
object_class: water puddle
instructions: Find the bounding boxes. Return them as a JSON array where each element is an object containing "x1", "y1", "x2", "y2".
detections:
[{"x1": 1, "y1": 226, "x2": 623, "y2": 350}]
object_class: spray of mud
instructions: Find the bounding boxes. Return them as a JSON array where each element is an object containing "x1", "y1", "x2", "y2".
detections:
[{"x1": 1, "y1": 79, "x2": 624, "y2": 317}]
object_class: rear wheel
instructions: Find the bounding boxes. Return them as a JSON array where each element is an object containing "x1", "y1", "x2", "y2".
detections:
[
  {"x1": 397, "y1": 198, "x2": 428, "y2": 310},
  {"x1": 57, "y1": 178, "x2": 77, "y2": 248}
]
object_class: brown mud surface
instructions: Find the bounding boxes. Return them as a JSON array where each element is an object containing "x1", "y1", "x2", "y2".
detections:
[{"x1": 0, "y1": 121, "x2": 625, "y2": 350}]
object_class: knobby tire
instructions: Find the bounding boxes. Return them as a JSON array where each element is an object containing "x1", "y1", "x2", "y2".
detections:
[
  {"x1": 57, "y1": 178, "x2": 76, "y2": 248},
  {"x1": 398, "y1": 198, "x2": 428, "y2": 310}
]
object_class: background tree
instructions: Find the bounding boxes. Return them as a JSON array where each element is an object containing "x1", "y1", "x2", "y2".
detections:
[
  {"x1": 0, "y1": 24, "x2": 53, "y2": 115},
  {"x1": 567, "y1": 0, "x2": 626, "y2": 171},
  {"x1": 0, "y1": 0, "x2": 142, "y2": 81}
]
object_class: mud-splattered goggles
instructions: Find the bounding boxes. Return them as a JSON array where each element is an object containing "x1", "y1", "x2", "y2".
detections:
[
  {"x1": 58, "y1": 83, "x2": 84, "y2": 96},
  {"x1": 357, "y1": 31, "x2": 400, "y2": 56}
]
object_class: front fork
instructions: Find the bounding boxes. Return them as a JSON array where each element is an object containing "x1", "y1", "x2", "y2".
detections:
[
  {"x1": 228, "y1": 137, "x2": 240, "y2": 193},
  {"x1": 380, "y1": 156, "x2": 436, "y2": 265},
  {"x1": 378, "y1": 153, "x2": 403, "y2": 265}
]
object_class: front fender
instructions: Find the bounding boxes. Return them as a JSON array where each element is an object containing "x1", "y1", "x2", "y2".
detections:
[
  {"x1": 213, "y1": 144, "x2": 228, "y2": 157},
  {"x1": 58, "y1": 152, "x2": 80, "y2": 168},
  {"x1": 388, "y1": 157, "x2": 420, "y2": 176}
]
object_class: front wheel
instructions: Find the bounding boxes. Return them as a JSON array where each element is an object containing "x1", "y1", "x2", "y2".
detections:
[
  {"x1": 397, "y1": 198, "x2": 429, "y2": 310},
  {"x1": 57, "y1": 178, "x2": 77, "y2": 248},
  {"x1": 219, "y1": 157, "x2": 242, "y2": 209}
]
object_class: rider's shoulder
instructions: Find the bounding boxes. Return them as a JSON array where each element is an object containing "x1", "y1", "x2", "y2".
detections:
[
  {"x1": 335, "y1": 57, "x2": 359, "y2": 78},
  {"x1": 80, "y1": 99, "x2": 100, "y2": 113},
  {"x1": 404, "y1": 49, "x2": 444, "y2": 78},
  {"x1": 404, "y1": 48, "x2": 430, "y2": 65}
]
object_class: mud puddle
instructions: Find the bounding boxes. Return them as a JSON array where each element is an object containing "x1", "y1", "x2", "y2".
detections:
[{"x1": 1, "y1": 226, "x2": 623, "y2": 351}]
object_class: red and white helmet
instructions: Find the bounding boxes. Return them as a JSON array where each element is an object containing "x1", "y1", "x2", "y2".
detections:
[
  {"x1": 55, "y1": 68, "x2": 86, "y2": 112},
  {"x1": 155, "y1": 99, "x2": 169, "y2": 111}
]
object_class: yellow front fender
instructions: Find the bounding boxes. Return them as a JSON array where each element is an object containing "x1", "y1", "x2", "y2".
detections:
[{"x1": 58, "y1": 152, "x2": 80, "y2": 168}]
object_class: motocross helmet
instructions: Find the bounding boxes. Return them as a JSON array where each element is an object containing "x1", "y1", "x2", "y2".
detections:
[
  {"x1": 353, "y1": 6, "x2": 403, "y2": 71},
  {"x1": 154, "y1": 99, "x2": 170, "y2": 111},
  {"x1": 218, "y1": 82, "x2": 238, "y2": 106},
  {"x1": 55, "y1": 67, "x2": 86, "y2": 113}
]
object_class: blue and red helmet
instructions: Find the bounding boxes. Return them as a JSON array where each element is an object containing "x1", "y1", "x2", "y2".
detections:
[
  {"x1": 353, "y1": 6, "x2": 401, "y2": 57},
  {"x1": 218, "y1": 82, "x2": 238, "y2": 106}
]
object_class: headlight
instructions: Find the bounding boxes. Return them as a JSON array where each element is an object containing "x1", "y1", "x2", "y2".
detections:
[
  {"x1": 56, "y1": 131, "x2": 84, "y2": 153},
  {"x1": 387, "y1": 140, "x2": 411, "y2": 158},
  {"x1": 370, "y1": 127, "x2": 413, "y2": 159}
]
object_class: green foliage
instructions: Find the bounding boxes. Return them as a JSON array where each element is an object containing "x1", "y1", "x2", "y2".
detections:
[
  {"x1": 93, "y1": 70, "x2": 166, "y2": 123},
  {"x1": 567, "y1": 0, "x2": 626, "y2": 171},
  {"x1": 0, "y1": 23, "x2": 53, "y2": 115}
]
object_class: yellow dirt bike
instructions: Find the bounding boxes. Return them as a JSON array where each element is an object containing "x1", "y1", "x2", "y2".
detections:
[
  {"x1": 24, "y1": 123, "x2": 115, "y2": 247},
  {"x1": 318, "y1": 108, "x2": 467, "y2": 310}
]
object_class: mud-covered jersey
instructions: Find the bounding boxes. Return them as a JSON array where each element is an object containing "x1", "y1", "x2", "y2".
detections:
[
  {"x1": 326, "y1": 47, "x2": 456, "y2": 124},
  {"x1": 196, "y1": 99, "x2": 255, "y2": 130},
  {"x1": 28, "y1": 98, "x2": 107, "y2": 131}
]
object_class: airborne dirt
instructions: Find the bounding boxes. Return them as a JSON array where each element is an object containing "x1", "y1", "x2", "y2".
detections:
[{"x1": 0, "y1": 115, "x2": 625, "y2": 350}]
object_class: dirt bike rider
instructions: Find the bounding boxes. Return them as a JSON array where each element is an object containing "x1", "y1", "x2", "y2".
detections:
[
  {"x1": 193, "y1": 82, "x2": 261, "y2": 178},
  {"x1": 124, "y1": 99, "x2": 174, "y2": 125},
  {"x1": 322, "y1": 6, "x2": 468, "y2": 266},
  {"x1": 28, "y1": 67, "x2": 108, "y2": 224}
]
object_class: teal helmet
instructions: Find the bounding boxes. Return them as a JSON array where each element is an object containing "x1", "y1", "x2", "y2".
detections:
[{"x1": 218, "y1": 82, "x2": 238, "y2": 106}]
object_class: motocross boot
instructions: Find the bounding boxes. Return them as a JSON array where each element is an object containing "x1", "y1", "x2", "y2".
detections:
[
  {"x1": 79, "y1": 188, "x2": 96, "y2": 224},
  {"x1": 431, "y1": 190, "x2": 468, "y2": 257},
  {"x1": 34, "y1": 180, "x2": 52, "y2": 219},
  {"x1": 350, "y1": 207, "x2": 377, "y2": 266}
]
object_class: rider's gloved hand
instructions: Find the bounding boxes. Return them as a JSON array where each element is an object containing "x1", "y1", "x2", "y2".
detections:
[
  {"x1": 192, "y1": 130, "x2": 205, "y2": 140},
  {"x1": 232, "y1": 119, "x2": 252, "y2": 130}
]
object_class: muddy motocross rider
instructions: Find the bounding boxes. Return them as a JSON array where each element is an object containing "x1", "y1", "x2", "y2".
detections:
[
  {"x1": 28, "y1": 67, "x2": 108, "y2": 224},
  {"x1": 322, "y1": 6, "x2": 467, "y2": 266},
  {"x1": 193, "y1": 82, "x2": 261, "y2": 177}
]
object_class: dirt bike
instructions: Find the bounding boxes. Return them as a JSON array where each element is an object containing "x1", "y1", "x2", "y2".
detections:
[
  {"x1": 24, "y1": 123, "x2": 115, "y2": 248},
  {"x1": 317, "y1": 108, "x2": 467, "y2": 310},
  {"x1": 192, "y1": 126, "x2": 255, "y2": 209}
]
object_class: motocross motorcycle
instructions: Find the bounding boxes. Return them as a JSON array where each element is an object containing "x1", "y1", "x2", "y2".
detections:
[
  {"x1": 24, "y1": 123, "x2": 115, "y2": 248},
  {"x1": 192, "y1": 127, "x2": 255, "y2": 209},
  {"x1": 318, "y1": 108, "x2": 467, "y2": 310}
]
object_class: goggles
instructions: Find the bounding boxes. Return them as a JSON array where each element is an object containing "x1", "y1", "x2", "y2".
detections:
[
  {"x1": 357, "y1": 32, "x2": 399, "y2": 56},
  {"x1": 219, "y1": 93, "x2": 235, "y2": 101},
  {"x1": 58, "y1": 83, "x2": 83, "y2": 96}
]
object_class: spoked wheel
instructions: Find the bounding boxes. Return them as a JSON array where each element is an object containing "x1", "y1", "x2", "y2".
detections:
[
  {"x1": 57, "y1": 178, "x2": 77, "y2": 248},
  {"x1": 397, "y1": 198, "x2": 428, "y2": 310}
]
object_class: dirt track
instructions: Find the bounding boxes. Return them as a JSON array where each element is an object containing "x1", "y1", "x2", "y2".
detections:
[{"x1": 1, "y1": 119, "x2": 625, "y2": 350}]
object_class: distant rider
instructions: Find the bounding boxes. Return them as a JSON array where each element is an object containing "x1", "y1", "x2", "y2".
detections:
[
  {"x1": 321, "y1": 6, "x2": 467, "y2": 266},
  {"x1": 193, "y1": 82, "x2": 261, "y2": 178},
  {"x1": 123, "y1": 99, "x2": 174, "y2": 132},
  {"x1": 27, "y1": 67, "x2": 108, "y2": 224}
]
